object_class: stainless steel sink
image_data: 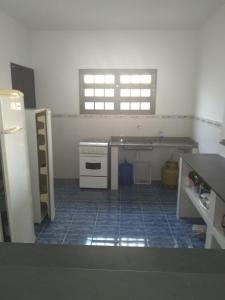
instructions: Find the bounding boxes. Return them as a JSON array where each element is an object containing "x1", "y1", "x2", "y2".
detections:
[
  {"x1": 110, "y1": 136, "x2": 198, "y2": 149},
  {"x1": 122, "y1": 137, "x2": 153, "y2": 144},
  {"x1": 111, "y1": 136, "x2": 163, "y2": 145},
  {"x1": 111, "y1": 136, "x2": 158, "y2": 148}
]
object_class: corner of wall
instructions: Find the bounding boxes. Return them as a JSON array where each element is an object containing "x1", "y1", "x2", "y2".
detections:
[
  {"x1": 0, "y1": 8, "x2": 32, "y2": 89},
  {"x1": 191, "y1": 3, "x2": 225, "y2": 154}
]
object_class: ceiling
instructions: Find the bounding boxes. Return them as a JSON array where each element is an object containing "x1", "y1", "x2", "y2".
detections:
[{"x1": 0, "y1": 0, "x2": 224, "y2": 30}]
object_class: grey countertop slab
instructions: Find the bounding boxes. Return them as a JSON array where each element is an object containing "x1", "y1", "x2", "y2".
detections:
[
  {"x1": 181, "y1": 153, "x2": 225, "y2": 202},
  {"x1": 110, "y1": 136, "x2": 198, "y2": 148},
  {"x1": 1, "y1": 266, "x2": 225, "y2": 300},
  {"x1": 1, "y1": 243, "x2": 225, "y2": 273},
  {"x1": 0, "y1": 244, "x2": 225, "y2": 299}
]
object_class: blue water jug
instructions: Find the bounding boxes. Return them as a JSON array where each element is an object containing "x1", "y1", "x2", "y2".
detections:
[{"x1": 119, "y1": 160, "x2": 133, "y2": 186}]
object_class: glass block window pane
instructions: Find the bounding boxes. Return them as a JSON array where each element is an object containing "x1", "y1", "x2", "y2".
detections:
[
  {"x1": 105, "y1": 89, "x2": 114, "y2": 97},
  {"x1": 141, "y1": 89, "x2": 151, "y2": 97},
  {"x1": 131, "y1": 89, "x2": 140, "y2": 97},
  {"x1": 85, "y1": 102, "x2": 95, "y2": 110},
  {"x1": 120, "y1": 75, "x2": 130, "y2": 84},
  {"x1": 105, "y1": 75, "x2": 115, "y2": 84},
  {"x1": 131, "y1": 102, "x2": 140, "y2": 110},
  {"x1": 141, "y1": 102, "x2": 151, "y2": 110},
  {"x1": 141, "y1": 75, "x2": 152, "y2": 84},
  {"x1": 84, "y1": 75, "x2": 94, "y2": 84},
  {"x1": 85, "y1": 89, "x2": 94, "y2": 97},
  {"x1": 95, "y1": 89, "x2": 104, "y2": 97},
  {"x1": 105, "y1": 102, "x2": 114, "y2": 110},
  {"x1": 95, "y1": 75, "x2": 105, "y2": 84},
  {"x1": 95, "y1": 102, "x2": 104, "y2": 110},
  {"x1": 120, "y1": 89, "x2": 130, "y2": 97},
  {"x1": 131, "y1": 75, "x2": 141, "y2": 84},
  {"x1": 120, "y1": 102, "x2": 130, "y2": 110}
]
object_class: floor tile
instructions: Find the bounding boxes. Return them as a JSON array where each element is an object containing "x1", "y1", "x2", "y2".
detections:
[
  {"x1": 93, "y1": 226, "x2": 119, "y2": 238},
  {"x1": 36, "y1": 179, "x2": 206, "y2": 249},
  {"x1": 64, "y1": 237, "x2": 92, "y2": 245},
  {"x1": 37, "y1": 237, "x2": 64, "y2": 245}
]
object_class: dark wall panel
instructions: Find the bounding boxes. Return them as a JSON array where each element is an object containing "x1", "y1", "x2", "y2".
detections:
[{"x1": 11, "y1": 63, "x2": 36, "y2": 109}]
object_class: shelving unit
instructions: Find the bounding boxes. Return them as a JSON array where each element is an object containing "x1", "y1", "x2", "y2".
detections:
[
  {"x1": 184, "y1": 187, "x2": 212, "y2": 225},
  {"x1": 177, "y1": 155, "x2": 225, "y2": 249},
  {"x1": 36, "y1": 111, "x2": 50, "y2": 217},
  {"x1": 26, "y1": 109, "x2": 55, "y2": 224},
  {"x1": 212, "y1": 227, "x2": 225, "y2": 248}
]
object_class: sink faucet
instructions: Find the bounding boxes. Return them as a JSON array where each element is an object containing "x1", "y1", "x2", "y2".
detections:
[
  {"x1": 159, "y1": 130, "x2": 164, "y2": 139},
  {"x1": 119, "y1": 135, "x2": 124, "y2": 143},
  {"x1": 136, "y1": 124, "x2": 142, "y2": 135}
]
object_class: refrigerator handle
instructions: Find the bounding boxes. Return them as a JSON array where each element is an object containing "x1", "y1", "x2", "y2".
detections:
[{"x1": 1, "y1": 126, "x2": 23, "y2": 135}]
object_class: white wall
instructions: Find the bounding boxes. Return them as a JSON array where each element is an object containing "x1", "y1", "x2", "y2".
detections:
[
  {"x1": 2, "y1": 5, "x2": 225, "y2": 178},
  {"x1": 193, "y1": 4, "x2": 225, "y2": 154},
  {"x1": 0, "y1": 9, "x2": 31, "y2": 89},
  {"x1": 51, "y1": 116, "x2": 193, "y2": 178},
  {"x1": 1, "y1": 4, "x2": 225, "y2": 178},
  {"x1": 32, "y1": 30, "x2": 198, "y2": 115},
  {"x1": 31, "y1": 30, "x2": 198, "y2": 178}
]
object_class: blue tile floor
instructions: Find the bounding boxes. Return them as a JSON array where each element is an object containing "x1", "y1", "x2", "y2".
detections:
[{"x1": 35, "y1": 179, "x2": 205, "y2": 248}]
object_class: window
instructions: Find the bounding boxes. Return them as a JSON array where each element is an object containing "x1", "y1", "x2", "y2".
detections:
[{"x1": 79, "y1": 69, "x2": 157, "y2": 114}]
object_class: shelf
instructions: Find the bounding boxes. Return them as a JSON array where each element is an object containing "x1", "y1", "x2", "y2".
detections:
[
  {"x1": 212, "y1": 226, "x2": 225, "y2": 249},
  {"x1": 180, "y1": 158, "x2": 225, "y2": 249},
  {"x1": 41, "y1": 202, "x2": 48, "y2": 220},
  {"x1": 37, "y1": 121, "x2": 45, "y2": 130},
  {"x1": 39, "y1": 162, "x2": 47, "y2": 169},
  {"x1": 39, "y1": 145, "x2": 47, "y2": 152},
  {"x1": 38, "y1": 150, "x2": 47, "y2": 169},
  {"x1": 40, "y1": 174, "x2": 48, "y2": 194},
  {"x1": 38, "y1": 128, "x2": 46, "y2": 136},
  {"x1": 185, "y1": 187, "x2": 211, "y2": 225},
  {"x1": 40, "y1": 166, "x2": 48, "y2": 176},
  {"x1": 37, "y1": 115, "x2": 45, "y2": 123},
  {"x1": 40, "y1": 193, "x2": 49, "y2": 204}
]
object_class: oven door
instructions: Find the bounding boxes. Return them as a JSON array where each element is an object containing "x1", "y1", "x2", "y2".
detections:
[{"x1": 80, "y1": 154, "x2": 107, "y2": 177}]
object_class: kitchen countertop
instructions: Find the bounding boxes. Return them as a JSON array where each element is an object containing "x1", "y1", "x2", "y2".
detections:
[
  {"x1": 0, "y1": 243, "x2": 225, "y2": 299},
  {"x1": 80, "y1": 138, "x2": 109, "y2": 147},
  {"x1": 110, "y1": 136, "x2": 198, "y2": 148},
  {"x1": 181, "y1": 153, "x2": 225, "y2": 203}
]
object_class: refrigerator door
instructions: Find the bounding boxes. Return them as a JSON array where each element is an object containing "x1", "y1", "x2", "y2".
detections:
[
  {"x1": 46, "y1": 109, "x2": 55, "y2": 221},
  {"x1": 0, "y1": 215, "x2": 3, "y2": 241},
  {"x1": 0, "y1": 90, "x2": 35, "y2": 242}
]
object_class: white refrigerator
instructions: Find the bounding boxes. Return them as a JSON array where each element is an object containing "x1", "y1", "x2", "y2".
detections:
[{"x1": 0, "y1": 90, "x2": 35, "y2": 243}]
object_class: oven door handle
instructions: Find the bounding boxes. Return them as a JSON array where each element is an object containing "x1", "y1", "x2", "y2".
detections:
[{"x1": 85, "y1": 162, "x2": 102, "y2": 170}]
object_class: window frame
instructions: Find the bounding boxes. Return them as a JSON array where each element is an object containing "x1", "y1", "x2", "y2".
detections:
[{"x1": 79, "y1": 69, "x2": 157, "y2": 115}]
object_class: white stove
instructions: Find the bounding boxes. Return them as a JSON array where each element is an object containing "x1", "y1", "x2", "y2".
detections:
[{"x1": 79, "y1": 139, "x2": 109, "y2": 189}]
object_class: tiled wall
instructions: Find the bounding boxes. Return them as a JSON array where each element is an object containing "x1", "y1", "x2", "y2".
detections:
[
  {"x1": 51, "y1": 113, "x2": 225, "y2": 179},
  {"x1": 51, "y1": 114, "x2": 193, "y2": 178},
  {"x1": 192, "y1": 117, "x2": 222, "y2": 154}
]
